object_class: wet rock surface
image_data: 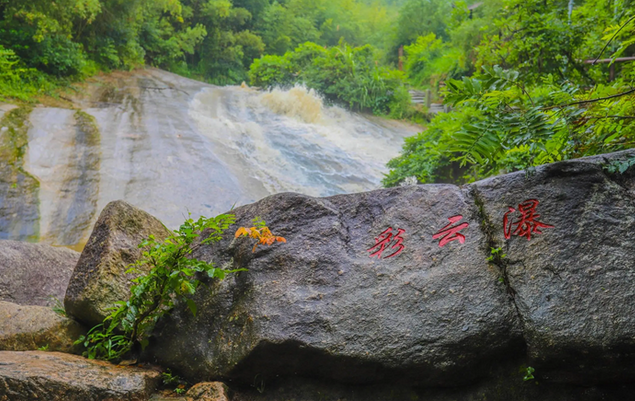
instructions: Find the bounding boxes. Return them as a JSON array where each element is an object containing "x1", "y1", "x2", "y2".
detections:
[
  {"x1": 148, "y1": 186, "x2": 522, "y2": 386},
  {"x1": 0, "y1": 107, "x2": 39, "y2": 242},
  {"x1": 142, "y1": 150, "x2": 635, "y2": 396},
  {"x1": 0, "y1": 239, "x2": 79, "y2": 306},
  {"x1": 0, "y1": 351, "x2": 160, "y2": 401},
  {"x1": 186, "y1": 382, "x2": 231, "y2": 401},
  {"x1": 0, "y1": 301, "x2": 85, "y2": 353},
  {"x1": 65, "y1": 200, "x2": 171, "y2": 327},
  {"x1": 471, "y1": 149, "x2": 635, "y2": 385}
]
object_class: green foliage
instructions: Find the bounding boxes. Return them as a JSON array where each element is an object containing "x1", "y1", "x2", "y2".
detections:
[
  {"x1": 249, "y1": 41, "x2": 413, "y2": 115},
  {"x1": 386, "y1": 0, "x2": 452, "y2": 64},
  {"x1": 486, "y1": 247, "x2": 506, "y2": 262},
  {"x1": 385, "y1": 64, "x2": 635, "y2": 186},
  {"x1": 37, "y1": 344, "x2": 50, "y2": 351},
  {"x1": 522, "y1": 366, "x2": 536, "y2": 381},
  {"x1": 604, "y1": 155, "x2": 635, "y2": 174},
  {"x1": 49, "y1": 296, "x2": 67, "y2": 317},
  {"x1": 75, "y1": 213, "x2": 244, "y2": 361}
]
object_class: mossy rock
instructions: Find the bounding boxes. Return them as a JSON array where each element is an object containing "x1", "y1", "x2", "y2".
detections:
[{"x1": 64, "y1": 200, "x2": 171, "y2": 327}]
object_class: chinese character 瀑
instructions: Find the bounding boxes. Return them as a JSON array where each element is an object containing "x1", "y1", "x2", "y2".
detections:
[
  {"x1": 503, "y1": 199, "x2": 554, "y2": 240},
  {"x1": 367, "y1": 227, "x2": 405, "y2": 259},
  {"x1": 432, "y1": 215, "x2": 469, "y2": 247}
]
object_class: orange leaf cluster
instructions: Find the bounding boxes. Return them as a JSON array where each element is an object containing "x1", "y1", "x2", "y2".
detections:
[{"x1": 235, "y1": 226, "x2": 286, "y2": 252}]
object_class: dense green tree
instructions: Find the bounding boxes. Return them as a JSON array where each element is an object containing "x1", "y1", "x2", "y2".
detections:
[
  {"x1": 249, "y1": 41, "x2": 414, "y2": 116},
  {"x1": 385, "y1": 0, "x2": 635, "y2": 186}
]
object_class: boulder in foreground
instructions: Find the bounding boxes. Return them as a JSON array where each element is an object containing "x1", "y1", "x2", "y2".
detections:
[
  {"x1": 0, "y1": 351, "x2": 160, "y2": 401},
  {"x1": 65, "y1": 200, "x2": 171, "y2": 327},
  {"x1": 148, "y1": 185, "x2": 522, "y2": 386},
  {"x1": 145, "y1": 150, "x2": 635, "y2": 390}
]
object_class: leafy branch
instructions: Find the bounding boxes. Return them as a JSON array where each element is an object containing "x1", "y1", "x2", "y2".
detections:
[{"x1": 76, "y1": 213, "x2": 245, "y2": 361}]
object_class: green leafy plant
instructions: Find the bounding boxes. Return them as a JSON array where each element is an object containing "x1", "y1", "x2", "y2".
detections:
[
  {"x1": 37, "y1": 344, "x2": 49, "y2": 351},
  {"x1": 161, "y1": 368, "x2": 187, "y2": 394},
  {"x1": 49, "y1": 296, "x2": 66, "y2": 317},
  {"x1": 604, "y1": 155, "x2": 635, "y2": 174},
  {"x1": 522, "y1": 365, "x2": 536, "y2": 381},
  {"x1": 75, "y1": 213, "x2": 244, "y2": 361},
  {"x1": 161, "y1": 368, "x2": 182, "y2": 386},
  {"x1": 385, "y1": 64, "x2": 635, "y2": 186},
  {"x1": 486, "y1": 247, "x2": 506, "y2": 262}
]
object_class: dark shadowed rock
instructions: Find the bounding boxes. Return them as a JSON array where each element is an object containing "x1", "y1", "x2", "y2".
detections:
[
  {"x1": 0, "y1": 301, "x2": 85, "y2": 353},
  {"x1": 0, "y1": 351, "x2": 160, "y2": 401},
  {"x1": 65, "y1": 200, "x2": 171, "y2": 327},
  {"x1": 224, "y1": 374, "x2": 635, "y2": 401},
  {"x1": 0, "y1": 240, "x2": 79, "y2": 306},
  {"x1": 147, "y1": 185, "x2": 522, "y2": 386},
  {"x1": 470, "y1": 149, "x2": 635, "y2": 385}
]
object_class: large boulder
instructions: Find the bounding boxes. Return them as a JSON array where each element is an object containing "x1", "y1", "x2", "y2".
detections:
[
  {"x1": 0, "y1": 240, "x2": 79, "y2": 306},
  {"x1": 0, "y1": 301, "x2": 85, "y2": 353},
  {"x1": 0, "y1": 351, "x2": 160, "y2": 400},
  {"x1": 471, "y1": 149, "x2": 635, "y2": 384},
  {"x1": 147, "y1": 185, "x2": 522, "y2": 386},
  {"x1": 65, "y1": 200, "x2": 172, "y2": 327}
]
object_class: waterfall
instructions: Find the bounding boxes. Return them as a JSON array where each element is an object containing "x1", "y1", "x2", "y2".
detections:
[{"x1": 0, "y1": 69, "x2": 419, "y2": 249}]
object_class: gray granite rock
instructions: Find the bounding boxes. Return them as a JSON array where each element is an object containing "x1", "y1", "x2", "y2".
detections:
[
  {"x1": 0, "y1": 301, "x2": 85, "y2": 353},
  {"x1": 0, "y1": 240, "x2": 79, "y2": 306},
  {"x1": 65, "y1": 200, "x2": 171, "y2": 327},
  {"x1": 470, "y1": 149, "x2": 635, "y2": 384},
  {"x1": 147, "y1": 186, "x2": 522, "y2": 386}
]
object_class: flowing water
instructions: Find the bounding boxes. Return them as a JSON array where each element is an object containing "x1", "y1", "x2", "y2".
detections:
[{"x1": 0, "y1": 69, "x2": 419, "y2": 249}]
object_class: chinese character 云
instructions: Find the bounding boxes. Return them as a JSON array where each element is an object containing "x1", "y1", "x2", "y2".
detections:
[
  {"x1": 433, "y1": 215, "x2": 469, "y2": 247},
  {"x1": 503, "y1": 199, "x2": 554, "y2": 240},
  {"x1": 367, "y1": 227, "x2": 405, "y2": 259}
]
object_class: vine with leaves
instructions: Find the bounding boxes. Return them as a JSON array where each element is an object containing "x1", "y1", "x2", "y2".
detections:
[{"x1": 76, "y1": 214, "x2": 286, "y2": 361}]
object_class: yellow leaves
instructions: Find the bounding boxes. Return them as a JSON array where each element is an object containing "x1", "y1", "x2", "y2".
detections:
[
  {"x1": 234, "y1": 222, "x2": 286, "y2": 253},
  {"x1": 234, "y1": 227, "x2": 250, "y2": 238}
]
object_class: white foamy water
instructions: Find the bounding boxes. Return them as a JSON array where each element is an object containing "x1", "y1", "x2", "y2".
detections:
[
  {"x1": 190, "y1": 84, "x2": 415, "y2": 196},
  {"x1": 9, "y1": 69, "x2": 419, "y2": 248}
]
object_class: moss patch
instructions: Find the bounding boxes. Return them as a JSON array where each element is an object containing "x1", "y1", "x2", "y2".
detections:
[{"x1": 0, "y1": 106, "x2": 40, "y2": 241}]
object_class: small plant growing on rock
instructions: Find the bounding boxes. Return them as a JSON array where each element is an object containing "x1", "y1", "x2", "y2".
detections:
[
  {"x1": 486, "y1": 247, "x2": 506, "y2": 262},
  {"x1": 76, "y1": 213, "x2": 244, "y2": 361},
  {"x1": 521, "y1": 365, "x2": 535, "y2": 381},
  {"x1": 49, "y1": 296, "x2": 66, "y2": 317},
  {"x1": 235, "y1": 217, "x2": 286, "y2": 252},
  {"x1": 161, "y1": 368, "x2": 188, "y2": 395},
  {"x1": 603, "y1": 155, "x2": 635, "y2": 175}
]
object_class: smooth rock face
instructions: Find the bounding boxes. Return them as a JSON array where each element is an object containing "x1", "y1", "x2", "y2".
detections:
[
  {"x1": 65, "y1": 200, "x2": 171, "y2": 327},
  {"x1": 0, "y1": 301, "x2": 85, "y2": 353},
  {"x1": 0, "y1": 240, "x2": 79, "y2": 306},
  {"x1": 471, "y1": 149, "x2": 635, "y2": 384},
  {"x1": 0, "y1": 351, "x2": 160, "y2": 401},
  {"x1": 148, "y1": 186, "x2": 522, "y2": 386}
]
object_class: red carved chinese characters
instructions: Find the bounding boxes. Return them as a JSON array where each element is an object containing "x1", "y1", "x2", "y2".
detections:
[
  {"x1": 432, "y1": 215, "x2": 469, "y2": 247},
  {"x1": 367, "y1": 227, "x2": 405, "y2": 259},
  {"x1": 503, "y1": 199, "x2": 554, "y2": 240}
]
